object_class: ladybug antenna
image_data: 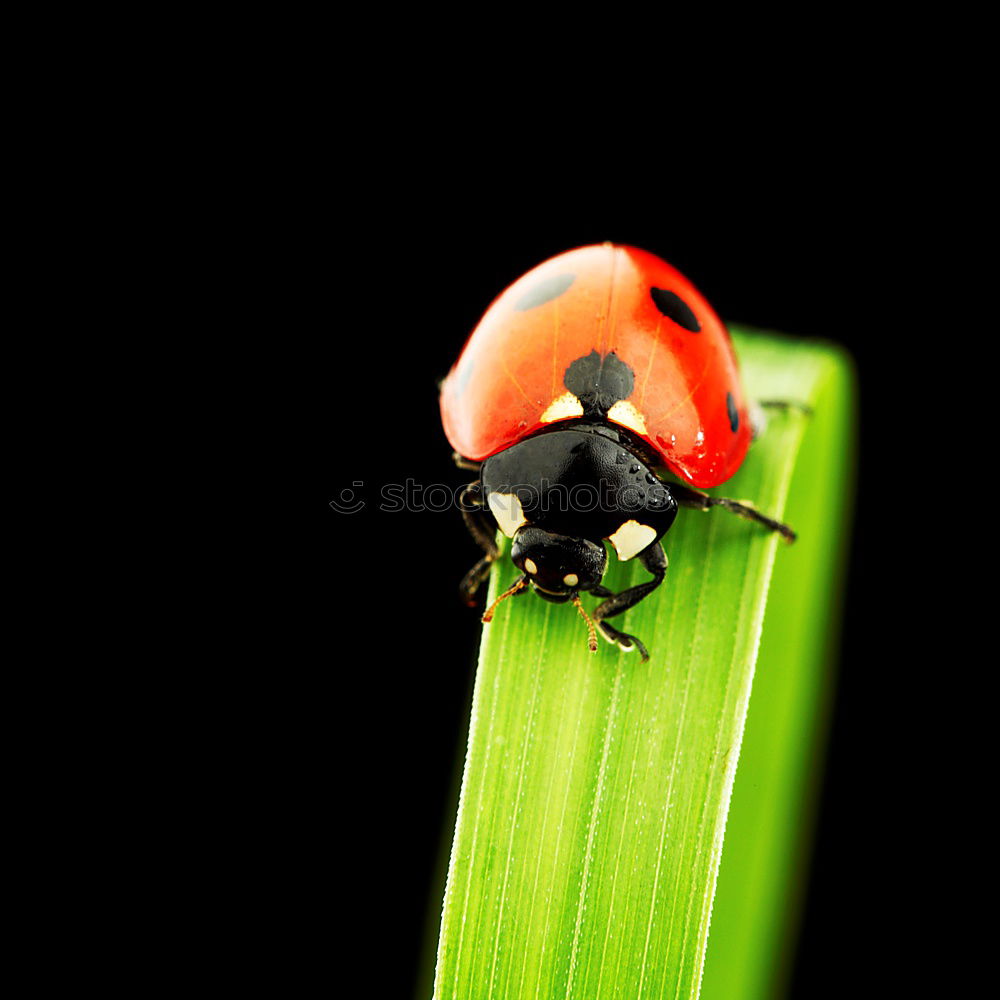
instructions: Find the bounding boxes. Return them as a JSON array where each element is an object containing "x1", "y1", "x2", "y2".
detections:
[
  {"x1": 482, "y1": 575, "x2": 528, "y2": 624},
  {"x1": 572, "y1": 594, "x2": 599, "y2": 653}
]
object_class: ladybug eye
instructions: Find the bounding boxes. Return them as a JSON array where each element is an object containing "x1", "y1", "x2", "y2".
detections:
[{"x1": 524, "y1": 558, "x2": 538, "y2": 575}]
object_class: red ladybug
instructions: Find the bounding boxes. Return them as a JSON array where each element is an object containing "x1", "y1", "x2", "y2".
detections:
[{"x1": 440, "y1": 243, "x2": 796, "y2": 661}]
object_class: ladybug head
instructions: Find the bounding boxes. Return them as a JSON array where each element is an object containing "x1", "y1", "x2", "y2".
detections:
[{"x1": 510, "y1": 526, "x2": 607, "y2": 603}]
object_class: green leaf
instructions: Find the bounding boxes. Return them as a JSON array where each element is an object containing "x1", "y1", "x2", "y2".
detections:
[{"x1": 430, "y1": 330, "x2": 855, "y2": 999}]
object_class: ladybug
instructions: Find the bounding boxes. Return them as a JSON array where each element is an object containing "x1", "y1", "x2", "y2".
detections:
[{"x1": 439, "y1": 243, "x2": 797, "y2": 661}]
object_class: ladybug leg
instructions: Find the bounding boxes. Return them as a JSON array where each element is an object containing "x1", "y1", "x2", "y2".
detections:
[
  {"x1": 758, "y1": 399, "x2": 814, "y2": 415},
  {"x1": 459, "y1": 481, "x2": 501, "y2": 606},
  {"x1": 670, "y1": 482, "x2": 796, "y2": 543},
  {"x1": 596, "y1": 621, "x2": 651, "y2": 661},
  {"x1": 591, "y1": 543, "x2": 668, "y2": 662},
  {"x1": 461, "y1": 555, "x2": 496, "y2": 606},
  {"x1": 751, "y1": 399, "x2": 814, "y2": 440},
  {"x1": 452, "y1": 451, "x2": 482, "y2": 472}
]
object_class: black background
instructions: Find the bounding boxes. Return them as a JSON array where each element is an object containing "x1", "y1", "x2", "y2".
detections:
[
  {"x1": 33, "y1": 34, "x2": 977, "y2": 998},
  {"x1": 282, "y1": 149, "x2": 961, "y2": 996}
]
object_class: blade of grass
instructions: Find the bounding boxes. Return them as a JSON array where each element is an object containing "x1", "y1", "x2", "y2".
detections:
[
  {"x1": 431, "y1": 330, "x2": 854, "y2": 999},
  {"x1": 700, "y1": 334, "x2": 855, "y2": 999}
]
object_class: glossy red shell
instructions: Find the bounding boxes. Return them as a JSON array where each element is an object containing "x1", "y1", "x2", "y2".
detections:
[{"x1": 439, "y1": 244, "x2": 751, "y2": 489}]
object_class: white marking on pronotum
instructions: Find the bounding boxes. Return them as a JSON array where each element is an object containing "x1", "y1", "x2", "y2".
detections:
[
  {"x1": 606, "y1": 399, "x2": 648, "y2": 435},
  {"x1": 563, "y1": 573, "x2": 579, "y2": 587},
  {"x1": 540, "y1": 391, "x2": 584, "y2": 423},
  {"x1": 607, "y1": 520, "x2": 657, "y2": 561},
  {"x1": 488, "y1": 492, "x2": 528, "y2": 538},
  {"x1": 524, "y1": 558, "x2": 538, "y2": 575}
]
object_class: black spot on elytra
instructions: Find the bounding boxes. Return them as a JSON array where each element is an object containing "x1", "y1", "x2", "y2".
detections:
[
  {"x1": 564, "y1": 350, "x2": 634, "y2": 416},
  {"x1": 514, "y1": 273, "x2": 575, "y2": 311},
  {"x1": 650, "y1": 287, "x2": 701, "y2": 332},
  {"x1": 727, "y1": 392, "x2": 739, "y2": 432}
]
